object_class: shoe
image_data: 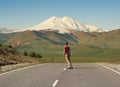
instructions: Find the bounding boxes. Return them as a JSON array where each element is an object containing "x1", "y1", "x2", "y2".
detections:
[
  {"x1": 69, "y1": 66, "x2": 73, "y2": 69},
  {"x1": 68, "y1": 66, "x2": 73, "y2": 69}
]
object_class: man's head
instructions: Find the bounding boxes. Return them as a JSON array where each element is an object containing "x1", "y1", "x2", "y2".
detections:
[{"x1": 65, "y1": 42, "x2": 68, "y2": 45}]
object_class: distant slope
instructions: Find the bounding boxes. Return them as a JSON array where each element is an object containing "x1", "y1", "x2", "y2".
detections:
[
  {"x1": 8, "y1": 30, "x2": 78, "y2": 48},
  {"x1": 0, "y1": 33, "x2": 9, "y2": 44},
  {"x1": 71, "y1": 29, "x2": 120, "y2": 49},
  {"x1": 0, "y1": 33, "x2": 16, "y2": 44},
  {"x1": 8, "y1": 30, "x2": 43, "y2": 48},
  {"x1": 7, "y1": 29, "x2": 120, "y2": 49}
]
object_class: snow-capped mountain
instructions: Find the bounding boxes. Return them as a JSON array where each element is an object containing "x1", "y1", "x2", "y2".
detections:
[{"x1": 26, "y1": 16, "x2": 102, "y2": 33}]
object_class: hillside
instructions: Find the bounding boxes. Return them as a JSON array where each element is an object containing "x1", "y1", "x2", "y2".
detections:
[
  {"x1": 7, "y1": 30, "x2": 78, "y2": 48},
  {"x1": 7, "y1": 29, "x2": 120, "y2": 49},
  {"x1": 0, "y1": 32, "x2": 20, "y2": 44},
  {"x1": 0, "y1": 45, "x2": 38, "y2": 66},
  {"x1": 71, "y1": 29, "x2": 120, "y2": 49},
  {"x1": 0, "y1": 29, "x2": 120, "y2": 62},
  {"x1": 0, "y1": 45, "x2": 22, "y2": 66}
]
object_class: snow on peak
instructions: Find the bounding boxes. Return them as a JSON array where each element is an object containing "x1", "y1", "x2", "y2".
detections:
[{"x1": 26, "y1": 16, "x2": 102, "y2": 33}]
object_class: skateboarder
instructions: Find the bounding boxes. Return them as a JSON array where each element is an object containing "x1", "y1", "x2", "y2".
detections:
[{"x1": 64, "y1": 42, "x2": 73, "y2": 69}]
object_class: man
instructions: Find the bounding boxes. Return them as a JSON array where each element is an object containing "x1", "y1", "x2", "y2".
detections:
[{"x1": 64, "y1": 42, "x2": 73, "y2": 69}]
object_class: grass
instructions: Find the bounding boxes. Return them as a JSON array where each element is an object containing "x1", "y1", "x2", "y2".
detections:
[
  {"x1": 18, "y1": 45, "x2": 120, "y2": 63},
  {"x1": 37, "y1": 57, "x2": 120, "y2": 64}
]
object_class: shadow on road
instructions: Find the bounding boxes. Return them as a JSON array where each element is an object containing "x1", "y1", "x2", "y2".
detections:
[{"x1": 73, "y1": 67, "x2": 97, "y2": 69}]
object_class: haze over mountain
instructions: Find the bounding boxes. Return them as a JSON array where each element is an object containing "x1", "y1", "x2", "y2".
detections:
[
  {"x1": 25, "y1": 16, "x2": 103, "y2": 33},
  {"x1": 0, "y1": 27, "x2": 17, "y2": 33}
]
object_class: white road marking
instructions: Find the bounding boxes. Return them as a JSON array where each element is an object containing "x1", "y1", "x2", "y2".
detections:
[
  {"x1": 52, "y1": 80, "x2": 59, "y2": 87},
  {"x1": 52, "y1": 67, "x2": 67, "y2": 87},
  {"x1": 0, "y1": 64, "x2": 43, "y2": 76},
  {"x1": 97, "y1": 63, "x2": 120, "y2": 75},
  {"x1": 63, "y1": 67, "x2": 67, "y2": 71}
]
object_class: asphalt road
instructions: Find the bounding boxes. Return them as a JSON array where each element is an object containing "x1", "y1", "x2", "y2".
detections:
[{"x1": 0, "y1": 63, "x2": 120, "y2": 87}]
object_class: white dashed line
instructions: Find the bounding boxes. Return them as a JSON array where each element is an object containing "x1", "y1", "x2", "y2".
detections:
[
  {"x1": 52, "y1": 80, "x2": 59, "y2": 87},
  {"x1": 97, "y1": 63, "x2": 120, "y2": 75},
  {"x1": 63, "y1": 67, "x2": 67, "y2": 71},
  {"x1": 52, "y1": 67, "x2": 67, "y2": 87}
]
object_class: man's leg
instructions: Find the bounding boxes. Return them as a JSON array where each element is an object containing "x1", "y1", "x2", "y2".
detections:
[
  {"x1": 65, "y1": 54, "x2": 73, "y2": 68},
  {"x1": 68, "y1": 57, "x2": 72, "y2": 67},
  {"x1": 65, "y1": 54, "x2": 71, "y2": 66}
]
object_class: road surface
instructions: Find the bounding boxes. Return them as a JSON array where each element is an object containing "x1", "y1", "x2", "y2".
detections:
[{"x1": 0, "y1": 63, "x2": 120, "y2": 87}]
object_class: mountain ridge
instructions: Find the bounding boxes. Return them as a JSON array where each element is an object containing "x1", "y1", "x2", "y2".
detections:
[
  {"x1": 5, "y1": 29, "x2": 120, "y2": 49},
  {"x1": 25, "y1": 16, "x2": 102, "y2": 33},
  {"x1": 0, "y1": 16, "x2": 119, "y2": 50}
]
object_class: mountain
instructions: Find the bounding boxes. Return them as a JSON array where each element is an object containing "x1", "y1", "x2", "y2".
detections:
[
  {"x1": 6, "y1": 29, "x2": 120, "y2": 50},
  {"x1": 0, "y1": 27, "x2": 17, "y2": 33},
  {"x1": 7, "y1": 30, "x2": 78, "y2": 48},
  {"x1": 0, "y1": 16, "x2": 120, "y2": 50},
  {"x1": 71, "y1": 29, "x2": 120, "y2": 48},
  {"x1": 25, "y1": 16, "x2": 103, "y2": 33},
  {"x1": 0, "y1": 32, "x2": 17, "y2": 44},
  {"x1": 0, "y1": 29, "x2": 119, "y2": 59}
]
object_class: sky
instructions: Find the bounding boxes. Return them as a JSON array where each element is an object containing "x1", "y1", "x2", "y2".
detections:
[{"x1": 0, "y1": 0, "x2": 120, "y2": 30}]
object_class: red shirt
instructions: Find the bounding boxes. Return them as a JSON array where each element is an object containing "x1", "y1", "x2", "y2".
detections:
[{"x1": 64, "y1": 45, "x2": 70, "y2": 54}]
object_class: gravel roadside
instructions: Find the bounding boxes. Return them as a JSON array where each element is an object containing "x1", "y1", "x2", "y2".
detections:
[{"x1": 0, "y1": 63, "x2": 36, "y2": 74}]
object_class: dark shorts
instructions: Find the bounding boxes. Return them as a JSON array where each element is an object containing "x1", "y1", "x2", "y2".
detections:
[{"x1": 65, "y1": 53, "x2": 71, "y2": 57}]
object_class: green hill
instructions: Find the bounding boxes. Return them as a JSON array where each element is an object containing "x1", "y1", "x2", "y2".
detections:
[
  {"x1": 0, "y1": 29, "x2": 120, "y2": 63},
  {"x1": 71, "y1": 29, "x2": 120, "y2": 49},
  {"x1": 7, "y1": 29, "x2": 120, "y2": 49}
]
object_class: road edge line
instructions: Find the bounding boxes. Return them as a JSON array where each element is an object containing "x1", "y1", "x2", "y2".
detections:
[{"x1": 97, "y1": 63, "x2": 120, "y2": 75}]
